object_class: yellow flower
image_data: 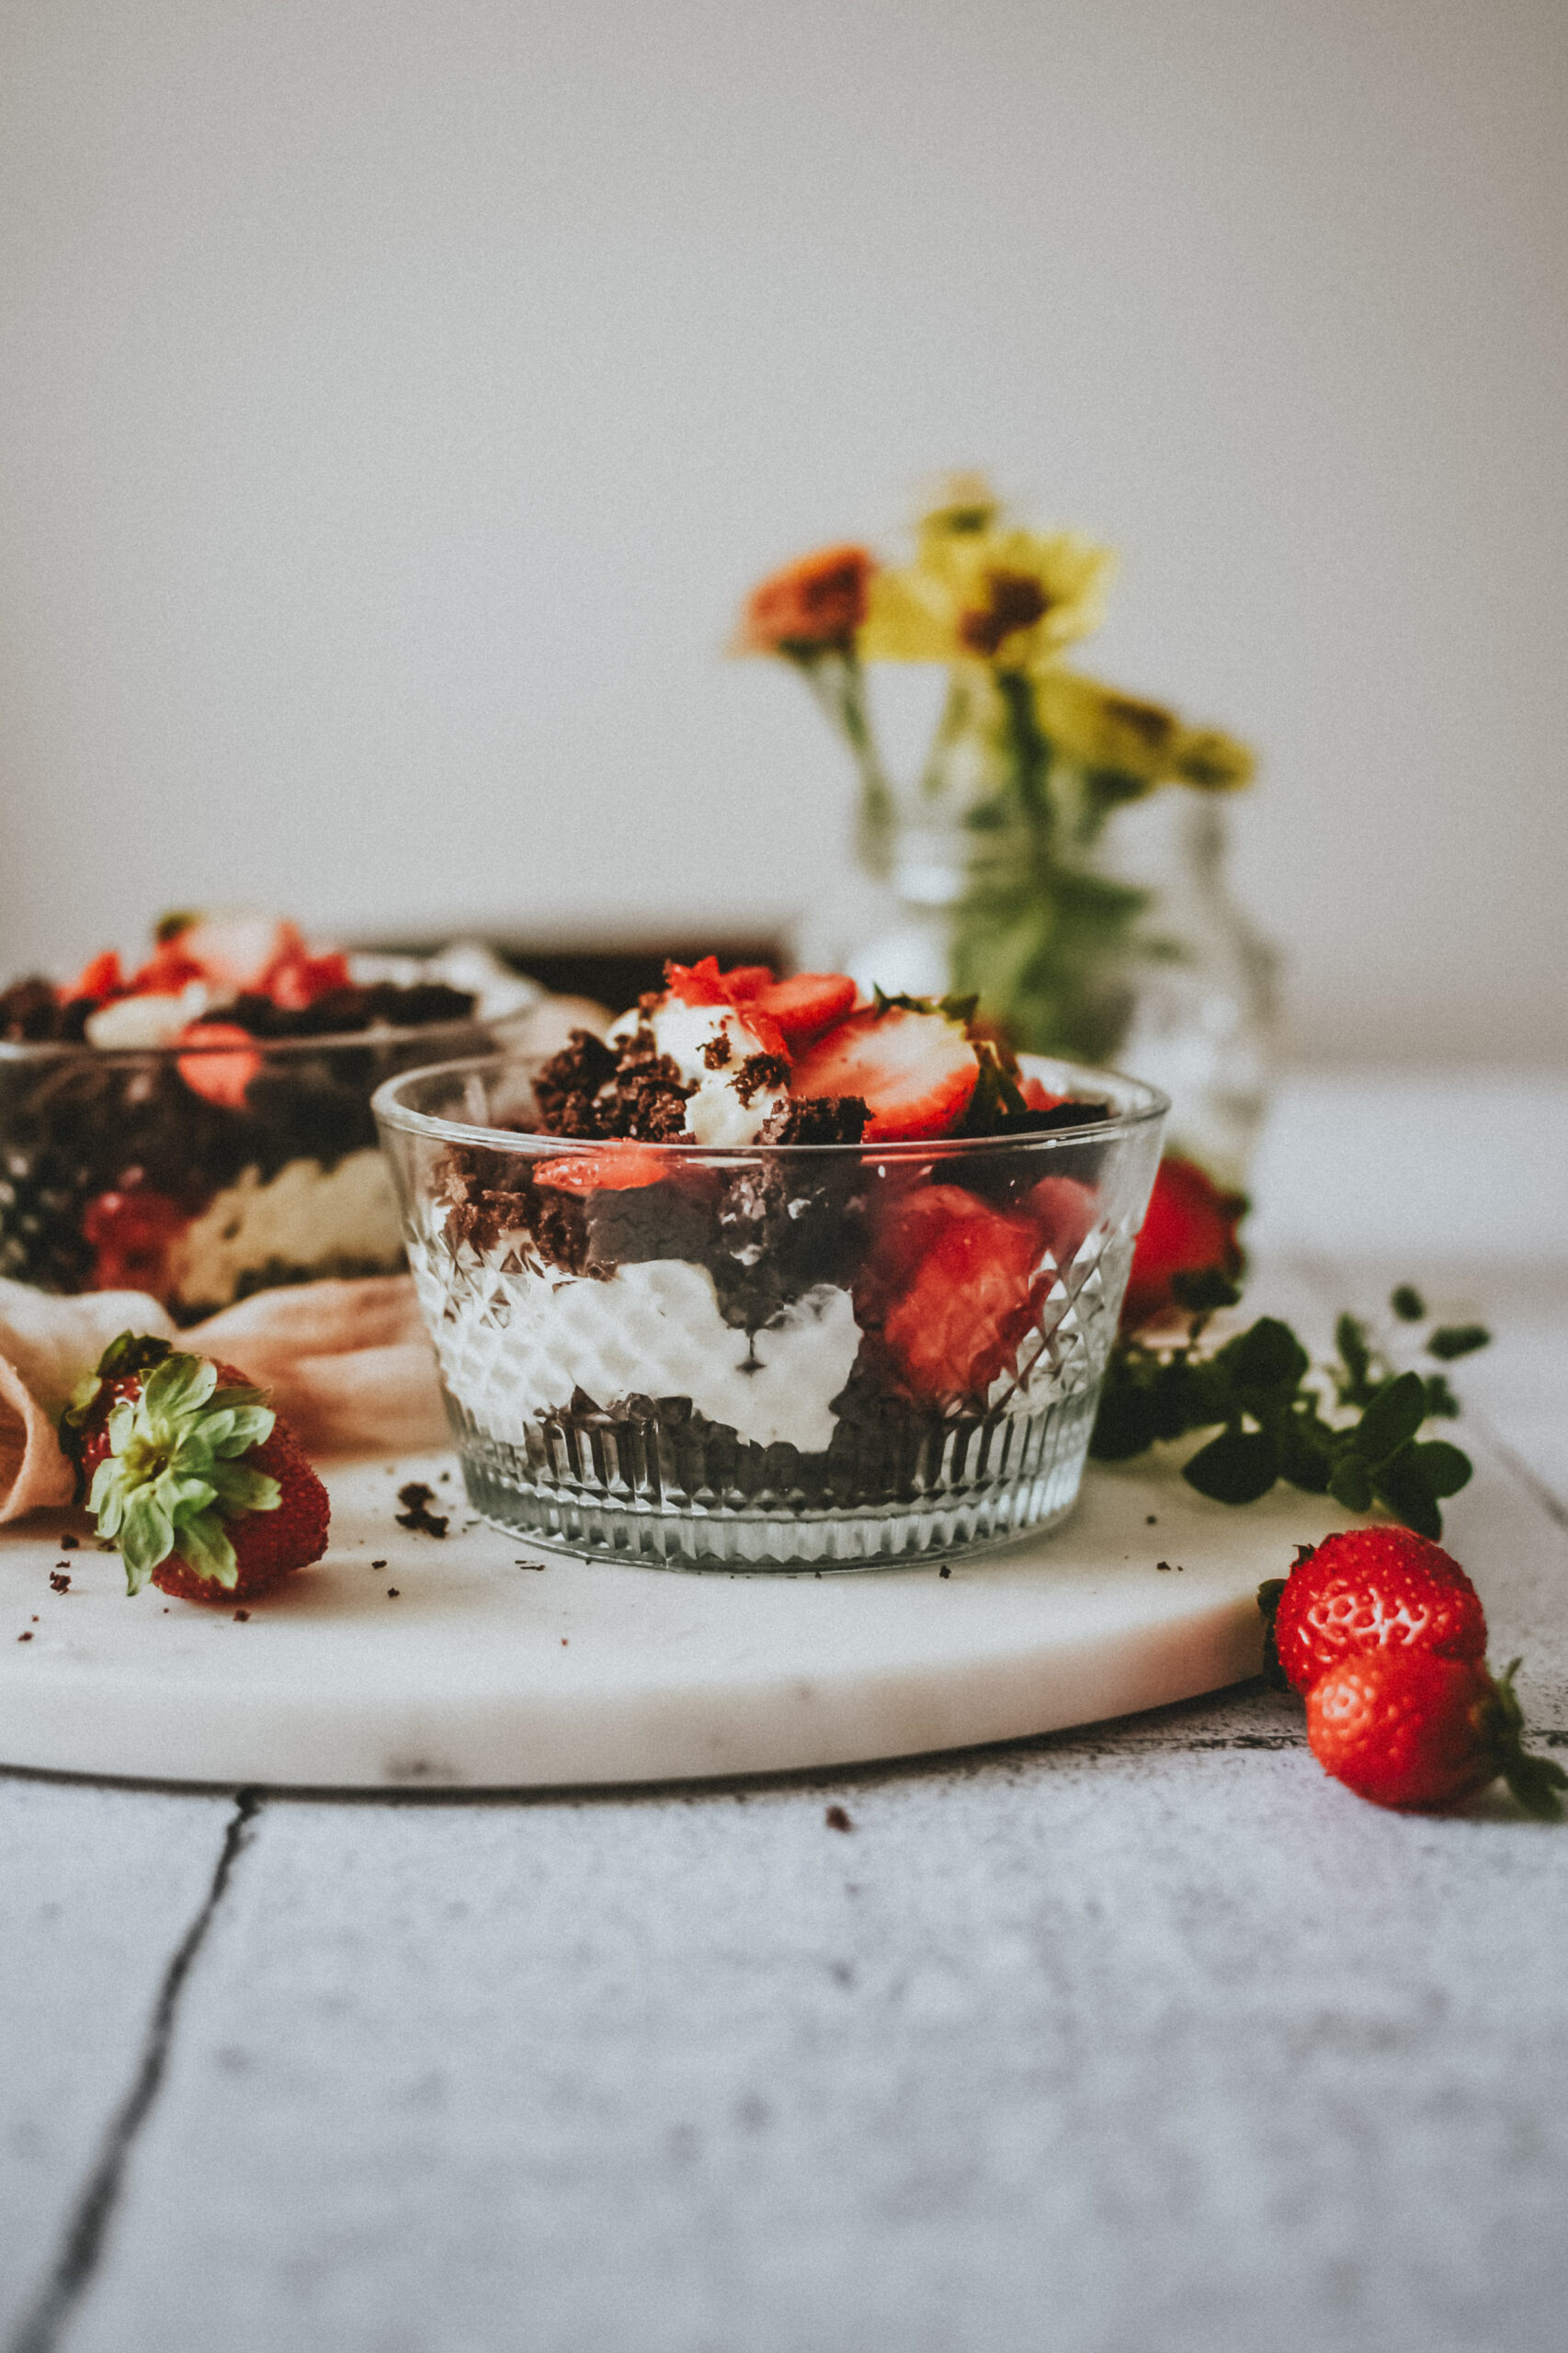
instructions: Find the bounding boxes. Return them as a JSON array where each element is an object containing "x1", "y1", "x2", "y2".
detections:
[
  {"x1": 861, "y1": 508, "x2": 1117, "y2": 670},
  {"x1": 1034, "y1": 668, "x2": 1256, "y2": 792}
]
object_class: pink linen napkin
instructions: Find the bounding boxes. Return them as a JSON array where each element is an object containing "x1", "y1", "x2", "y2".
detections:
[{"x1": 0, "y1": 1274, "x2": 447, "y2": 1524}]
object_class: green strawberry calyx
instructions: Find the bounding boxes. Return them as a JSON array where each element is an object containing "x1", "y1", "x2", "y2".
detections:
[
  {"x1": 85, "y1": 1347, "x2": 279, "y2": 1594},
  {"x1": 1481, "y1": 1660, "x2": 1568, "y2": 1823}
]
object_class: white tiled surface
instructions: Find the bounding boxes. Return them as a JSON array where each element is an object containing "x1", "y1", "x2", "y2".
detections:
[{"x1": 5, "y1": 1076, "x2": 1568, "y2": 2353}]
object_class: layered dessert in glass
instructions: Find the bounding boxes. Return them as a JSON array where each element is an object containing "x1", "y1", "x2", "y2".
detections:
[
  {"x1": 0, "y1": 913, "x2": 538, "y2": 1320},
  {"x1": 375, "y1": 960, "x2": 1166, "y2": 1568}
]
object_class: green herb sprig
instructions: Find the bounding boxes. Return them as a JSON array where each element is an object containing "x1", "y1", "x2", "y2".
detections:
[{"x1": 1090, "y1": 1281, "x2": 1489, "y2": 1539}]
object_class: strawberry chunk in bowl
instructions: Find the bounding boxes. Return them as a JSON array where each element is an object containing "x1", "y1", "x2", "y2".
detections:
[{"x1": 373, "y1": 961, "x2": 1168, "y2": 1570}]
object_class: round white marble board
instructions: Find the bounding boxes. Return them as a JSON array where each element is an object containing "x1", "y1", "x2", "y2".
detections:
[{"x1": 0, "y1": 1450, "x2": 1346, "y2": 1790}]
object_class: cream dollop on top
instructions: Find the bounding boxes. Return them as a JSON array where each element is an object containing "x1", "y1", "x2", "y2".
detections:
[{"x1": 615, "y1": 999, "x2": 790, "y2": 1148}]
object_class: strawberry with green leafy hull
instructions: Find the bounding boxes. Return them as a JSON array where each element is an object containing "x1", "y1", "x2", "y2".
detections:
[
  {"x1": 64, "y1": 1334, "x2": 330, "y2": 1603},
  {"x1": 1263, "y1": 1526, "x2": 1488, "y2": 1694},
  {"x1": 1306, "y1": 1652, "x2": 1564, "y2": 1817}
]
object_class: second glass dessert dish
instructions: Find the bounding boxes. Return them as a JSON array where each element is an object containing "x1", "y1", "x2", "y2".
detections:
[{"x1": 375, "y1": 960, "x2": 1166, "y2": 1569}]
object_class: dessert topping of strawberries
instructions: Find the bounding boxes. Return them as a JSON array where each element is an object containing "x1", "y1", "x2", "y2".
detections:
[
  {"x1": 66, "y1": 1333, "x2": 330, "y2": 1602},
  {"x1": 535, "y1": 1146, "x2": 671, "y2": 1194},
  {"x1": 790, "y1": 1000, "x2": 981, "y2": 1143},
  {"x1": 740, "y1": 971, "x2": 859, "y2": 1047}
]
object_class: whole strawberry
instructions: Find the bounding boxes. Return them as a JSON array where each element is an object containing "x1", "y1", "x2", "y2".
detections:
[
  {"x1": 1119, "y1": 1154, "x2": 1245, "y2": 1332},
  {"x1": 64, "y1": 1334, "x2": 329, "y2": 1604},
  {"x1": 1306, "y1": 1650, "x2": 1565, "y2": 1816},
  {"x1": 1265, "y1": 1526, "x2": 1488, "y2": 1693}
]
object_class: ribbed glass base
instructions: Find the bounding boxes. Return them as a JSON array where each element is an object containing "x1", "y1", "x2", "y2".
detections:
[{"x1": 448, "y1": 1386, "x2": 1098, "y2": 1570}]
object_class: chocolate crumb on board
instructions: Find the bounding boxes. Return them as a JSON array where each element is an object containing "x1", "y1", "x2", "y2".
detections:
[
  {"x1": 17, "y1": 1631, "x2": 32, "y2": 1642},
  {"x1": 387, "y1": 1588, "x2": 400, "y2": 1598},
  {"x1": 938, "y1": 1564, "x2": 950, "y2": 1578},
  {"x1": 59, "y1": 1532, "x2": 79, "y2": 1549},
  {"x1": 1146, "y1": 1516, "x2": 1157, "y2": 1526},
  {"x1": 395, "y1": 1482, "x2": 449, "y2": 1538},
  {"x1": 371, "y1": 1558, "x2": 387, "y2": 1569},
  {"x1": 233, "y1": 1608, "x2": 250, "y2": 1622},
  {"x1": 1156, "y1": 1560, "x2": 1172, "y2": 1572},
  {"x1": 50, "y1": 1571, "x2": 70, "y2": 1594},
  {"x1": 824, "y1": 1805, "x2": 853, "y2": 1833}
]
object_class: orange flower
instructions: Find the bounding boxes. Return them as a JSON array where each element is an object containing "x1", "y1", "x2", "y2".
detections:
[{"x1": 737, "y1": 545, "x2": 874, "y2": 655}]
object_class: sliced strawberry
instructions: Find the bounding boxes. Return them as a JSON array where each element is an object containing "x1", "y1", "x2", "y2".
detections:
[
  {"x1": 790, "y1": 1006, "x2": 978, "y2": 1142},
  {"x1": 165, "y1": 914, "x2": 302, "y2": 995},
  {"x1": 1021, "y1": 1076, "x2": 1070, "y2": 1113},
  {"x1": 265, "y1": 948, "x2": 353, "y2": 1010},
  {"x1": 535, "y1": 1146, "x2": 670, "y2": 1194},
  {"x1": 664, "y1": 957, "x2": 732, "y2": 1009},
  {"x1": 176, "y1": 1022, "x2": 263, "y2": 1109},
  {"x1": 1026, "y1": 1175, "x2": 1099, "y2": 1270},
  {"x1": 746, "y1": 972, "x2": 858, "y2": 1046},
  {"x1": 858, "y1": 1184, "x2": 1046, "y2": 1402},
  {"x1": 129, "y1": 942, "x2": 208, "y2": 996},
  {"x1": 719, "y1": 964, "x2": 778, "y2": 1001},
  {"x1": 63, "y1": 949, "x2": 126, "y2": 1006}
]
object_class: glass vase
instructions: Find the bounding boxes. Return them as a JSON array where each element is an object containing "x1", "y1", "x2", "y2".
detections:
[{"x1": 797, "y1": 779, "x2": 1276, "y2": 1193}]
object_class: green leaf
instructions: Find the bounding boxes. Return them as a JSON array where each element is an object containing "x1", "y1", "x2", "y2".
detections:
[
  {"x1": 1168, "y1": 1267, "x2": 1242, "y2": 1316},
  {"x1": 1390, "y1": 1285, "x2": 1426, "y2": 1323},
  {"x1": 1183, "y1": 1428, "x2": 1279, "y2": 1505},
  {"x1": 1353, "y1": 1371, "x2": 1429, "y2": 1468},
  {"x1": 1423, "y1": 1373, "x2": 1460, "y2": 1420},
  {"x1": 159, "y1": 1472, "x2": 218, "y2": 1521},
  {"x1": 1327, "y1": 1454, "x2": 1374, "y2": 1514},
  {"x1": 1256, "y1": 1576, "x2": 1291, "y2": 1690},
  {"x1": 120, "y1": 1487, "x2": 175, "y2": 1584},
  {"x1": 209, "y1": 1461, "x2": 280, "y2": 1516},
  {"x1": 1371, "y1": 1457, "x2": 1443, "y2": 1540},
  {"x1": 201, "y1": 1405, "x2": 276, "y2": 1458},
  {"x1": 94, "y1": 1331, "x2": 174, "y2": 1383},
  {"x1": 1089, "y1": 1382, "x2": 1159, "y2": 1461},
  {"x1": 89, "y1": 1457, "x2": 125, "y2": 1538},
  {"x1": 142, "y1": 1351, "x2": 217, "y2": 1421},
  {"x1": 1335, "y1": 1313, "x2": 1374, "y2": 1404},
  {"x1": 1405, "y1": 1440, "x2": 1473, "y2": 1499},
  {"x1": 1276, "y1": 1418, "x2": 1333, "y2": 1493},
  {"x1": 172, "y1": 1509, "x2": 239, "y2": 1587},
  {"x1": 1219, "y1": 1317, "x2": 1309, "y2": 1394},
  {"x1": 1429, "y1": 1324, "x2": 1490, "y2": 1361}
]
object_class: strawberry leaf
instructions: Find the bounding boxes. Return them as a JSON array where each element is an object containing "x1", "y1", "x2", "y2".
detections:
[
  {"x1": 1183, "y1": 1428, "x2": 1278, "y2": 1505},
  {"x1": 209, "y1": 1461, "x2": 280, "y2": 1515},
  {"x1": 1428, "y1": 1324, "x2": 1490, "y2": 1361},
  {"x1": 1369, "y1": 1459, "x2": 1442, "y2": 1540},
  {"x1": 1406, "y1": 1440, "x2": 1472, "y2": 1499},
  {"x1": 1352, "y1": 1372, "x2": 1429, "y2": 1468},
  {"x1": 172, "y1": 1510, "x2": 240, "y2": 1587}
]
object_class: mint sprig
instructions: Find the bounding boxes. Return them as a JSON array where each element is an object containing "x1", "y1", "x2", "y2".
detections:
[
  {"x1": 85, "y1": 1345, "x2": 278, "y2": 1594},
  {"x1": 1091, "y1": 1286, "x2": 1488, "y2": 1539}
]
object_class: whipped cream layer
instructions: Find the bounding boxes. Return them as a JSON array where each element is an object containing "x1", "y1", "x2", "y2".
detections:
[
  {"x1": 169, "y1": 1149, "x2": 404, "y2": 1311},
  {"x1": 417, "y1": 1244, "x2": 860, "y2": 1456}
]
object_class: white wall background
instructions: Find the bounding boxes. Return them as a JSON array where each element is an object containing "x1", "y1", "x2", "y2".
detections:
[{"x1": 1, "y1": 0, "x2": 1564, "y2": 1063}]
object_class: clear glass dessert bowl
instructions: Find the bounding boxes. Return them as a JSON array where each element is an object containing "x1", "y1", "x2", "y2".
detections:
[
  {"x1": 0, "y1": 1009, "x2": 520, "y2": 1320},
  {"x1": 374, "y1": 1053, "x2": 1167, "y2": 1570}
]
